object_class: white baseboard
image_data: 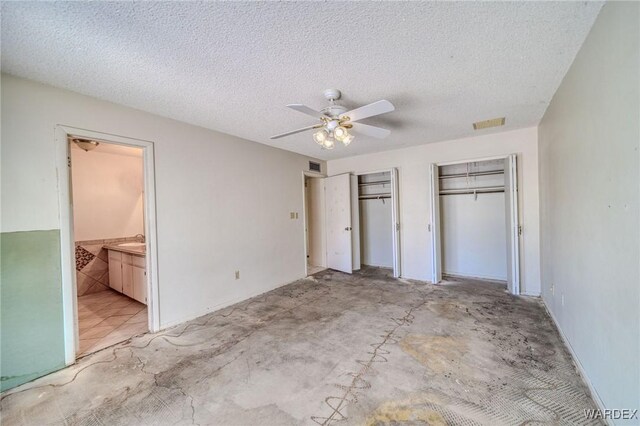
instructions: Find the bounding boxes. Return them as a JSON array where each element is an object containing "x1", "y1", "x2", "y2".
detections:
[
  {"x1": 157, "y1": 274, "x2": 306, "y2": 331},
  {"x1": 541, "y1": 299, "x2": 611, "y2": 426}
]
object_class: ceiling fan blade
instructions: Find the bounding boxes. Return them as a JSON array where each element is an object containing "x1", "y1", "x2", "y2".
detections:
[
  {"x1": 350, "y1": 122, "x2": 391, "y2": 139},
  {"x1": 286, "y1": 104, "x2": 328, "y2": 119},
  {"x1": 270, "y1": 124, "x2": 320, "y2": 140},
  {"x1": 340, "y1": 100, "x2": 395, "y2": 122}
]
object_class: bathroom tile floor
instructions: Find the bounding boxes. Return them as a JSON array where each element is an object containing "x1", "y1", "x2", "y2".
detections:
[{"x1": 77, "y1": 290, "x2": 148, "y2": 356}]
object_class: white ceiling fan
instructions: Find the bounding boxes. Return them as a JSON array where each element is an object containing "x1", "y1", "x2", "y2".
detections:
[{"x1": 270, "y1": 89, "x2": 395, "y2": 150}]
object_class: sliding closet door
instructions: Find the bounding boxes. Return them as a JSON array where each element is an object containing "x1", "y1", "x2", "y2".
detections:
[
  {"x1": 391, "y1": 168, "x2": 401, "y2": 278},
  {"x1": 429, "y1": 164, "x2": 442, "y2": 283},
  {"x1": 325, "y1": 174, "x2": 354, "y2": 273},
  {"x1": 504, "y1": 154, "x2": 520, "y2": 295},
  {"x1": 350, "y1": 175, "x2": 361, "y2": 271}
]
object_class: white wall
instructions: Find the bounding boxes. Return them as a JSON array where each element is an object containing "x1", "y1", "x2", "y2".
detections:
[
  {"x1": 441, "y1": 194, "x2": 507, "y2": 280},
  {"x1": 71, "y1": 147, "x2": 144, "y2": 241},
  {"x1": 328, "y1": 127, "x2": 541, "y2": 295},
  {"x1": 538, "y1": 2, "x2": 639, "y2": 418},
  {"x1": 359, "y1": 201, "x2": 393, "y2": 268},
  {"x1": 439, "y1": 160, "x2": 507, "y2": 280},
  {"x1": 1, "y1": 74, "x2": 324, "y2": 328}
]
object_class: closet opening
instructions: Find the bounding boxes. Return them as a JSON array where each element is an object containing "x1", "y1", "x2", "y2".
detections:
[
  {"x1": 302, "y1": 168, "x2": 400, "y2": 278},
  {"x1": 357, "y1": 170, "x2": 401, "y2": 278},
  {"x1": 429, "y1": 155, "x2": 520, "y2": 294},
  {"x1": 303, "y1": 174, "x2": 327, "y2": 276}
]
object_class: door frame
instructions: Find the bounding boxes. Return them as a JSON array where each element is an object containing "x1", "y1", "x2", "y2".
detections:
[
  {"x1": 355, "y1": 168, "x2": 401, "y2": 278},
  {"x1": 55, "y1": 125, "x2": 161, "y2": 365},
  {"x1": 301, "y1": 170, "x2": 326, "y2": 277},
  {"x1": 429, "y1": 154, "x2": 521, "y2": 294}
]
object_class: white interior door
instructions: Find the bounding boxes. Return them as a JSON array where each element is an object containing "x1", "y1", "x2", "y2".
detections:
[
  {"x1": 350, "y1": 175, "x2": 361, "y2": 271},
  {"x1": 505, "y1": 154, "x2": 520, "y2": 295},
  {"x1": 429, "y1": 164, "x2": 442, "y2": 283},
  {"x1": 391, "y1": 168, "x2": 401, "y2": 278},
  {"x1": 325, "y1": 174, "x2": 354, "y2": 273}
]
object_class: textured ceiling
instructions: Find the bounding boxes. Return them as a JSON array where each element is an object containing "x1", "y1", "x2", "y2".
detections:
[{"x1": 1, "y1": 2, "x2": 602, "y2": 160}]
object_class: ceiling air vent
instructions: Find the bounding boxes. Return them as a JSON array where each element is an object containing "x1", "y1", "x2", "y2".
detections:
[
  {"x1": 309, "y1": 161, "x2": 321, "y2": 173},
  {"x1": 473, "y1": 117, "x2": 505, "y2": 130}
]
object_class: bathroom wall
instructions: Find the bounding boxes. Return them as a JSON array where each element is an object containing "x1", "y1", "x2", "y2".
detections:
[
  {"x1": 71, "y1": 144, "x2": 145, "y2": 296},
  {"x1": 71, "y1": 144, "x2": 144, "y2": 241}
]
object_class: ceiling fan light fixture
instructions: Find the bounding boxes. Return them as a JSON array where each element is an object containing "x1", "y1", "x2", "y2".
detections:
[
  {"x1": 334, "y1": 126, "x2": 349, "y2": 142},
  {"x1": 323, "y1": 138, "x2": 335, "y2": 150},
  {"x1": 270, "y1": 90, "x2": 395, "y2": 149},
  {"x1": 72, "y1": 138, "x2": 99, "y2": 152},
  {"x1": 342, "y1": 134, "x2": 354, "y2": 146},
  {"x1": 313, "y1": 129, "x2": 329, "y2": 144}
]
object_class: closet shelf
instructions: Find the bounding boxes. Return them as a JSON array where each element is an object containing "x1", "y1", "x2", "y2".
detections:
[
  {"x1": 439, "y1": 186, "x2": 504, "y2": 196},
  {"x1": 439, "y1": 170, "x2": 504, "y2": 180},
  {"x1": 358, "y1": 180, "x2": 391, "y2": 187}
]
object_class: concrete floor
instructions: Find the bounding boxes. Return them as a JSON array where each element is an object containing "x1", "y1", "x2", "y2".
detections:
[{"x1": 1, "y1": 267, "x2": 600, "y2": 425}]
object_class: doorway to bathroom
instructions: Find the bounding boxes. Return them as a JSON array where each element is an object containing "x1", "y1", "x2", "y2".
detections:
[{"x1": 56, "y1": 126, "x2": 160, "y2": 363}]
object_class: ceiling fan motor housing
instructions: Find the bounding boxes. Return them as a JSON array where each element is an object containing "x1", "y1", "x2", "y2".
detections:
[
  {"x1": 323, "y1": 88, "x2": 341, "y2": 101},
  {"x1": 323, "y1": 105, "x2": 348, "y2": 119}
]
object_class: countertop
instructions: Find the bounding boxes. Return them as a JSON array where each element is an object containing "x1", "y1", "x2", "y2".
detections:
[{"x1": 103, "y1": 243, "x2": 146, "y2": 256}]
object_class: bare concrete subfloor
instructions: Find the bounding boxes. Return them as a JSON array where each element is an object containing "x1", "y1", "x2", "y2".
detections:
[{"x1": 1, "y1": 267, "x2": 600, "y2": 425}]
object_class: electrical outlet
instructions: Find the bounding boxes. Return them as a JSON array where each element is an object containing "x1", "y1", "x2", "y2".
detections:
[
  {"x1": 295, "y1": 212, "x2": 299, "y2": 219},
  {"x1": 235, "y1": 270, "x2": 240, "y2": 280},
  {"x1": 290, "y1": 212, "x2": 295, "y2": 219}
]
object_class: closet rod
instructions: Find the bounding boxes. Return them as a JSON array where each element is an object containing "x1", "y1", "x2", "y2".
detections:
[
  {"x1": 439, "y1": 170, "x2": 504, "y2": 180},
  {"x1": 358, "y1": 180, "x2": 391, "y2": 187},
  {"x1": 359, "y1": 194, "x2": 391, "y2": 200}
]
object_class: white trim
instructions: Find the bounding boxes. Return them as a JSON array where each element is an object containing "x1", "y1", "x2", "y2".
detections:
[
  {"x1": 429, "y1": 163, "x2": 442, "y2": 284},
  {"x1": 54, "y1": 127, "x2": 78, "y2": 365},
  {"x1": 390, "y1": 168, "x2": 401, "y2": 278},
  {"x1": 506, "y1": 154, "x2": 521, "y2": 295},
  {"x1": 436, "y1": 154, "x2": 509, "y2": 167},
  {"x1": 354, "y1": 168, "x2": 396, "y2": 177},
  {"x1": 541, "y1": 299, "x2": 611, "y2": 425},
  {"x1": 55, "y1": 125, "x2": 161, "y2": 365}
]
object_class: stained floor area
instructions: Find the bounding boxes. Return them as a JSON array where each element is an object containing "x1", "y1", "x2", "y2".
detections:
[
  {"x1": 77, "y1": 290, "x2": 148, "y2": 356},
  {"x1": 1, "y1": 267, "x2": 600, "y2": 425}
]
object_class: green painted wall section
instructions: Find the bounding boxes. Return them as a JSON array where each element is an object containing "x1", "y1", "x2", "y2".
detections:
[{"x1": 1, "y1": 230, "x2": 66, "y2": 391}]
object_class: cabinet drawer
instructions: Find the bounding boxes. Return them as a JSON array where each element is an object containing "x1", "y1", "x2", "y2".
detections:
[{"x1": 132, "y1": 255, "x2": 145, "y2": 268}]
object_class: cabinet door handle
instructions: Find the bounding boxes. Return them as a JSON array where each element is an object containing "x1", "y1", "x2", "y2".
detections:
[{"x1": 345, "y1": 227, "x2": 352, "y2": 231}]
